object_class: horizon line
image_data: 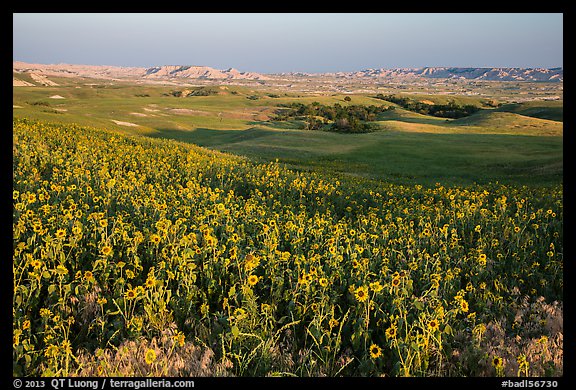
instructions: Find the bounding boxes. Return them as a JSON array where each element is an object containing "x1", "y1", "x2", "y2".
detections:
[{"x1": 13, "y1": 60, "x2": 564, "y2": 75}]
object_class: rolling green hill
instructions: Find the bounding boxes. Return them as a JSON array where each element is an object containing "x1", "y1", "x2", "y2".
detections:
[
  {"x1": 13, "y1": 79, "x2": 563, "y2": 185},
  {"x1": 449, "y1": 111, "x2": 562, "y2": 136},
  {"x1": 495, "y1": 101, "x2": 563, "y2": 122}
]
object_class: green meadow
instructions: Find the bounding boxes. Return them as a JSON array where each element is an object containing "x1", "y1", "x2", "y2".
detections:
[{"x1": 12, "y1": 77, "x2": 562, "y2": 186}]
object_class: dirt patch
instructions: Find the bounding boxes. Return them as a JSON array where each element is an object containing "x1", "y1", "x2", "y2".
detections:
[
  {"x1": 130, "y1": 112, "x2": 148, "y2": 117},
  {"x1": 30, "y1": 73, "x2": 59, "y2": 86},
  {"x1": 171, "y1": 108, "x2": 268, "y2": 121},
  {"x1": 13, "y1": 105, "x2": 23, "y2": 108},
  {"x1": 49, "y1": 95, "x2": 66, "y2": 99},
  {"x1": 111, "y1": 120, "x2": 139, "y2": 127},
  {"x1": 169, "y1": 108, "x2": 212, "y2": 116},
  {"x1": 420, "y1": 100, "x2": 435, "y2": 105}
]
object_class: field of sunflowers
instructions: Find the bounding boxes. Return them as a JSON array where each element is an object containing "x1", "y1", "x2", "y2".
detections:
[{"x1": 13, "y1": 118, "x2": 563, "y2": 377}]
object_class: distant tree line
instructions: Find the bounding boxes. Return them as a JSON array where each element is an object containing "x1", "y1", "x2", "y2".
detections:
[
  {"x1": 273, "y1": 102, "x2": 391, "y2": 133},
  {"x1": 374, "y1": 94, "x2": 480, "y2": 118},
  {"x1": 165, "y1": 88, "x2": 218, "y2": 97}
]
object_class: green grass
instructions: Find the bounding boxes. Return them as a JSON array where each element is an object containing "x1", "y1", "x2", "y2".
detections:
[
  {"x1": 151, "y1": 126, "x2": 561, "y2": 185},
  {"x1": 448, "y1": 111, "x2": 562, "y2": 136},
  {"x1": 328, "y1": 131, "x2": 562, "y2": 185},
  {"x1": 496, "y1": 101, "x2": 563, "y2": 122},
  {"x1": 13, "y1": 79, "x2": 563, "y2": 186},
  {"x1": 376, "y1": 107, "x2": 454, "y2": 125},
  {"x1": 13, "y1": 72, "x2": 37, "y2": 85}
]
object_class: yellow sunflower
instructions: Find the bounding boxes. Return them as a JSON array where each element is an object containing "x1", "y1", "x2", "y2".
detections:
[
  {"x1": 428, "y1": 319, "x2": 440, "y2": 332},
  {"x1": 101, "y1": 245, "x2": 113, "y2": 256},
  {"x1": 247, "y1": 274, "x2": 259, "y2": 286},
  {"x1": 125, "y1": 288, "x2": 138, "y2": 300},
  {"x1": 369, "y1": 344, "x2": 382, "y2": 359},
  {"x1": 385, "y1": 324, "x2": 397, "y2": 340},
  {"x1": 145, "y1": 348, "x2": 157, "y2": 365},
  {"x1": 492, "y1": 356, "x2": 504, "y2": 369},
  {"x1": 354, "y1": 286, "x2": 369, "y2": 302},
  {"x1": 460, "y1": 300, "x2": 469, "y2": 313}
]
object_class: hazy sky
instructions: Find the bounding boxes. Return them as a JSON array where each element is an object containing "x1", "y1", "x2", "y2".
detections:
[{"x1": 13, "y1": 13, "x2": 563, "y2": 73}]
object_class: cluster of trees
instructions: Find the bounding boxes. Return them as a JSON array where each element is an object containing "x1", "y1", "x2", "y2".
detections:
[
  {"x1": 166, "y1": 88, "x2": 217, "y2": 97},
  {"x1": 374, "y1": 94, "x2": 480, "y2": 118},
  {"x1": 273, "y1": 102, "x2": 391, "y2": 133}
]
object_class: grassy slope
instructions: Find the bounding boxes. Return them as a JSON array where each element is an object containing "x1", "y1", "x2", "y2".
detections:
[
  {"x1": 168, "y1": 127, "x2": 561, "y2": 185},
  {"x1": 13, "y1": 72, "x2": 37, "y2": 85},
  {"x1": 13, "y1": 80, "x2": 563, "y2": 186},
  {"x1": 449, "y1": 110, "x2": 562, "y2": 135},
  {"x1": 495, "y1": 101, "x2": 563, "y2": 122}
]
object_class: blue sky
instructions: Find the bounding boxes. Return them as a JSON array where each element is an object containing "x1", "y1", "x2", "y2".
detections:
[{"x1": 13, "y1": 13, "x2": 563, "y2": 73}]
